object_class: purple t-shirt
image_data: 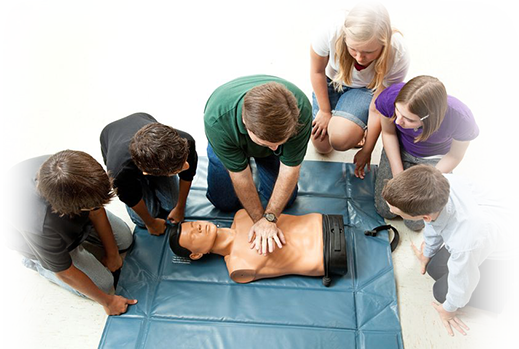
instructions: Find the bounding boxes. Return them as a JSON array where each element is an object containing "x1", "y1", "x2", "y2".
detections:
[{"x1": 375, "y1": 83, "x2": 479, "y2": 157}]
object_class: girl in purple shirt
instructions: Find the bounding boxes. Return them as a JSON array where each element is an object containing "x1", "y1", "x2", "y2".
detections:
[{"x1": 374, "y1": 75, "x2": 479, "y2": 230}]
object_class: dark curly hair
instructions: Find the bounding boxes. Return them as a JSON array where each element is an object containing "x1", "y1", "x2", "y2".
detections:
[{"x1": 129, "y1": 123, "x2": 189, "y2": 176}]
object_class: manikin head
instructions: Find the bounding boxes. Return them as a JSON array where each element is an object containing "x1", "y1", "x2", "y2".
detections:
[
  {"x1": 382, "y1": 165, "x2": 450, "y2": 222},
  {"x1": 242, "y1": 82, "x2": 300, "y2": 150},
  {"x1": 169, "y1": 221, "x2": 218, "y2": 260}
]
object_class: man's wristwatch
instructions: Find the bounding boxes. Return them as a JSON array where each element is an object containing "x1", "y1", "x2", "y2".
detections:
[{"x1": 263, "y1": 212, "x2": 277, "y2": 223}]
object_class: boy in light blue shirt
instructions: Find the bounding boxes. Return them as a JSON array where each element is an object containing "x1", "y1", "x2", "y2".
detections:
[{"x1": 382, "y1": 165, "x2": 513, "y2": 336}]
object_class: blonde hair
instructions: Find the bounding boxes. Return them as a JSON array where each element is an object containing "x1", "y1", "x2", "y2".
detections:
[
  {"x1": 333, "y1": 2, "x2": 393, "y2": 91},
  {"x1": 393, "y1": 75, "x2": 448, "y2": 143}
]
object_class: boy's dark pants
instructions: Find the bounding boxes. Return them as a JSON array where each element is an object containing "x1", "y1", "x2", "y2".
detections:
[{"x1": 427, "y1": 246, "x2": 519, "y2": 314}]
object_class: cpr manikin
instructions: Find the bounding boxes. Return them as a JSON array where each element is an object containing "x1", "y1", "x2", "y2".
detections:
[{"x1": 169, "y1": 209, "x2": 347, "y2": 286}]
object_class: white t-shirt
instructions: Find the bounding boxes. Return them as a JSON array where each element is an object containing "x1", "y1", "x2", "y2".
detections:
[{"x1": 311, "y1": 14, "x2": 410, "y2": 89}]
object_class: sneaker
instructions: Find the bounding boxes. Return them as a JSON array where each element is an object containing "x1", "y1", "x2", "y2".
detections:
[
  {"x1": 21, "y1": 257, "x2": 37, "y2": 271},
  {"x1": 404, "y1": 219, "x2": 424, "y2": 232}
]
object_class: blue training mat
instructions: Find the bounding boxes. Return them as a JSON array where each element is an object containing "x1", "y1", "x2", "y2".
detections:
[{"x1": 99, "y1": 158, "x2": 403, "y2": 349}]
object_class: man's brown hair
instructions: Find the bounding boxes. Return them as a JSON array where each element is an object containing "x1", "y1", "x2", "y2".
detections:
[
  {"x1": 129, "y1": 123, "x2": 188, "y2": 176},
  {"x1": 393, "y1": 75, "x2": 448, "y2": 143},
  {"x1": 242, "y1": 82, "x2": 300, "y2": 143},
  {"x1": 37, "y1": 150, "x2": 115, "y2": 216},
  {"x1": 382, "y1": 164, "x2": 450, "y2": 216}
]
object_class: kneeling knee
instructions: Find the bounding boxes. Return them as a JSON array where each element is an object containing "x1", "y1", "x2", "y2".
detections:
[
  {"x1": 329, "y1": 135, "x2": 359, "y2": 152},
  {"x1": 374, "y1": 200, "x2": 397, "y2": 219},
  {"x1": 118, "y1": 231, "x2": 134, "y2": 252},
  {"x1": 96, "y1": 272, "x2": 115, "y2": 294}
]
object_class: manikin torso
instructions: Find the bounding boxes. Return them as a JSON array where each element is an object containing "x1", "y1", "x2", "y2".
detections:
[{"x1": 224, "y1": 209, "x2": 324, "y2": 283}]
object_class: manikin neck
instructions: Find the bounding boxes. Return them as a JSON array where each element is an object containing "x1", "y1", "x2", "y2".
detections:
[{"x1": 210, "y1": 228, "x2": 235, "y2": 257}]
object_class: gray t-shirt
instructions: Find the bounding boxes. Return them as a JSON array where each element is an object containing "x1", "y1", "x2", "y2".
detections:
[{"x1": 7, "y1": 155, "x2": 92, "y2": 272}]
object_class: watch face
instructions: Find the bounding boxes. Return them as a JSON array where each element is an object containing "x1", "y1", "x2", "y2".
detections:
[{"x1": 265, "y1": 213, "x2": 276, "y2": 222}]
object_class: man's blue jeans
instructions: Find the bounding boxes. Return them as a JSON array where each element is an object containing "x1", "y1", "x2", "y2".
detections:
[
  {"x1": 206, "y1": 145, "x2": 298, "y2": 212},
  {"x1": 126, "y1": 175, "x2": 179, "y2": 228}
]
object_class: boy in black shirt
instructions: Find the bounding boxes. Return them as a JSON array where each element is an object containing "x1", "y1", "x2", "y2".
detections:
[
  {"x1": 7, "y1": 151, "x2": 136, "y2": 315},
  {"x1": 100, "y1": 113, "x2": 198, "y2": 235}
]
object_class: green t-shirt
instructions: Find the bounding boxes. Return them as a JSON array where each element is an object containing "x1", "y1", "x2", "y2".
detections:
[{"x1": 204, "y1": 75, "x2": 312, "y2": 172}]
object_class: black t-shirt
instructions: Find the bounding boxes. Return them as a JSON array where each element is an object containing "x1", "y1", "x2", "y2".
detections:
[
  {"x1": 100, "y1": 113, "x2": 198, "y2": 208},
  {"x1": 7, "y1": 156, "x2": 92, "y2": 272}
]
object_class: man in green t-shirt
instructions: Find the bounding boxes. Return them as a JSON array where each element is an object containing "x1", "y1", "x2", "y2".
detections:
[{"x1": 204, "y1": 75, "x2": 312, "y2": 256}]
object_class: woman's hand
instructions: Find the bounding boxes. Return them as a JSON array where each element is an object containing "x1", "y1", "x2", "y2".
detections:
[
  {"x1": 312, "y1": 110, "x2": 332, "y2": 141},
  {"x1": 353, "y1": 148, "x2": 372, "y2": 179}
]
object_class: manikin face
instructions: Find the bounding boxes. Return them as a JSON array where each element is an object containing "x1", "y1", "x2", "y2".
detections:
[
  {"x1": 345, "y1": 36, "x2": 384, "y2": 67},
  {"x1": 179, "y1": 221, "x2": 218, "y2": 257},
  {"x1": 246, "y1": 129, "x2": 288, "y2": 152},
  {"x1": 394, "y1": 103, "x2": 425, "y2": 130}
]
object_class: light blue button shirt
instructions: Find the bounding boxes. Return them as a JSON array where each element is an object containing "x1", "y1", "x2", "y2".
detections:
[{"x1": 423, "y1": 174, "x2": 513, "y2": 312}]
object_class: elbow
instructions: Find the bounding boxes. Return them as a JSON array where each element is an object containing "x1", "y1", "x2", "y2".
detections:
[
  {"x1": 369, "y1": 101, "x2": 379, "y2": 114},
  {"x1": 55, "y1": 264, "x2": 75, "y2": 280}
]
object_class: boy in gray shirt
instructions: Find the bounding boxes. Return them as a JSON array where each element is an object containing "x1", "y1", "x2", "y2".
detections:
[{"x1": 7, "y1": 151, "x2": 136, "y2": 315}]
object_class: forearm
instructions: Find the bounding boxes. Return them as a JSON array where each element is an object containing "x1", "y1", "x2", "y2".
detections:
[
  {"x1": 362, "y1": 89, "x2": 384, "y2": 152},
  {"x1": 435, "y1": 153, "x2": 465, "y2": 173},
  {"x1": 57, "y1": 264, "x2": 112, "y2": 306},
  {"x1": 175, "y1": 179, "x2": 192, "y2": 210},
  {"x1": 422, "y1": 226, "x2": 444, "y2": 258},
  {"x1": 363, "y1": 105, "x2": 382, "y2": 153},
  {"x1": 229, "y1": 166, "x2": 264, "y2": 222},
  {"x1": 131, "y1": 199, "x2": 155, "y2": 226},
  {"x1": 310, "y1": 72, "x2": 331, "y2": 113},
  {"x1": 89, "y1": 208, "x2": 119, "y2": 257},
  {"x1": 382, "y1": 134, "x2": 404, "y2": 174},
  {"x1": 265, "y1": 164, "x2": 300, "y2": 217},
  {"x1": 435, "y1": 140, "x2": 470, "y2": 173},
  {"x1": 443, "y1": 253, "x2": 481, "y2": 312},
  {"x1": 435, "y1": 155, "x2": 462, "y2": 174},
  {"x1": 310, "y1": 48, "x2": 331, "y2": 113}
]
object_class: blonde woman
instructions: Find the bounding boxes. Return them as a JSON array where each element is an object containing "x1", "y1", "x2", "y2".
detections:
[
  {"x1": 311, "y1": 2, "x2": 410, "y2": 178},
  {"x1": 374, "y1": 75, "x2": 479, "y2": 231}
]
